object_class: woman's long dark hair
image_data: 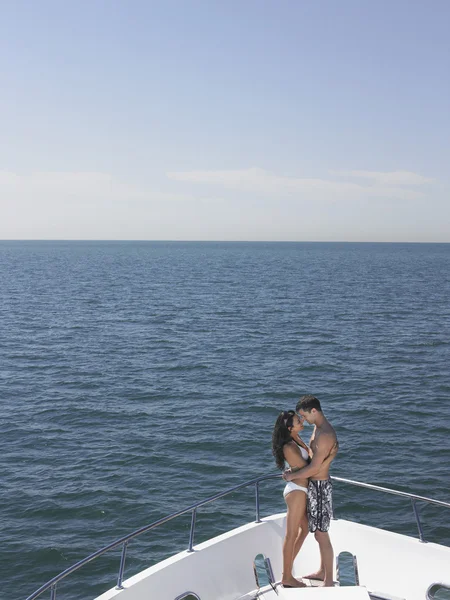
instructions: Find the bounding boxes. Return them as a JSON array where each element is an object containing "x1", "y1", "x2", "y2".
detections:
[{"x1": 272, "y1": 410, "x2": 295, "y2": 470}]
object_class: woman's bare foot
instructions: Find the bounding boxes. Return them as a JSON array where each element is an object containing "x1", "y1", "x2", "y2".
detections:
[
  {"x1": 303, "y1": 570, "x2": 324, "y2": 581},
  {"x1": 281, "y1": 577, "x2": 306, "y2": 588},
  {"x1": 318, "y1": 580, "x2": 334, "y2": 587}
]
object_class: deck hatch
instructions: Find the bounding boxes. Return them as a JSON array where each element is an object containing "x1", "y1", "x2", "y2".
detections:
[
  {"x1": 253, "y1": 553, "x2": 272, "y2": 588},
  {"x1": 427, "y1": 584, "x2": 450, "y2": 600},
  {"x1": 336, "y1": 551, "x2": 359, "y2": 586}
]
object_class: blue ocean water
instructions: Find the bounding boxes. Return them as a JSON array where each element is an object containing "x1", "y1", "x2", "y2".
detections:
[{"x1": 0, "y1": 241, "x2": 449, "y2": 600}]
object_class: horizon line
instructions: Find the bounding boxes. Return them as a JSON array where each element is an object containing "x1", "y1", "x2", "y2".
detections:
[{"x1": 1, "y1": 239, "x2": 449, "y2": 245}]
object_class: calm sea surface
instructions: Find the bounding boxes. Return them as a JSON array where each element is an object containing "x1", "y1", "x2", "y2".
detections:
[{"x1": 1, "y1": 241, "x2": 449, "y2": 600}]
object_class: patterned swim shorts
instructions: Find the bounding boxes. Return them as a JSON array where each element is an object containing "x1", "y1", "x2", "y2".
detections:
[{"x1": 307, "y1": 479, "x2": 333, "y2": 532}]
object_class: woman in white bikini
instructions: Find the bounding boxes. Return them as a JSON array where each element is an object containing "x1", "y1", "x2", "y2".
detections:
[{"x1": 272, "y1": 410, "x2": 311, "y2": 589}]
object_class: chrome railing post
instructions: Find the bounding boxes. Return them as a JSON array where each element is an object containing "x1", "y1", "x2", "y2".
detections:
[
  {"x1": 352, "y1": 554, "x2": 360, "y2": 585},
  {"x1": 116, "y1": 541, "x2": 129, "y2": 589},
  {"x1": 411, "y1": 498, "x2": 425, "y2": 543},
  {"x1": 255, "y1": 481, "x2": 261, "y2": 523},
  {"x1": 50, "y1": 584, "x2": 56, "y2": 600},
  {"x1": 188, "y1": 508, "x2": 197, "y2": 552}
]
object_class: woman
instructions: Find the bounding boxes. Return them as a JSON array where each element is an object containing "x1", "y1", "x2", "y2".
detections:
[{"x1": 272, "y1": 410, "x2": 311, "y2": 588}]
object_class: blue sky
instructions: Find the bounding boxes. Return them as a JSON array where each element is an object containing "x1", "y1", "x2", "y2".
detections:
[{"x1": 1, "y1": 0, "x2": 449, "y2": 241}]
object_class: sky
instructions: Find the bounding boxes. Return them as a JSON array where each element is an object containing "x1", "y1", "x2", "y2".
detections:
[{"x1": 1, "y1": 0, "x2": 449, "y2": 242}]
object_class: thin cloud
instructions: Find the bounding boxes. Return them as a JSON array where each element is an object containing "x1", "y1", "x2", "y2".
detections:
[
  {"x1": 330, "y1": 170, "x2": 434, "y2": 186},
  {"x1": 0, "y1": 170, "x2": 207, "y2": 239},
  {"x1": 166, "y1": 167, "x2": 430, "y2": 200},
  {"x1": 0, "y1": 170, "x2": 146, "y2": 201},
  {"x1": 2, "y1": 169, "x2": 446, "y2": 242}
]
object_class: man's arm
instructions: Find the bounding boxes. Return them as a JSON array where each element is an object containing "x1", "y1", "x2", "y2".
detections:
[{"x1": 283, "y1": 434, "x2": 336, "y2": 481}]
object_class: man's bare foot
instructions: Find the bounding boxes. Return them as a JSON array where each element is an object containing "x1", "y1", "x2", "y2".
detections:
[
  {"x1": 281, "y1": 577, "x2": 306, "y2": 588},
  {"x1": 318, "y1": 580, "x2": 334, "y2": 587},
  {"x1": 303, "y1": 570, "x2": 324, "y2": 581}
]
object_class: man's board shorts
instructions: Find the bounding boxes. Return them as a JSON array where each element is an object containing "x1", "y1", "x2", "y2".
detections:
[{"x1": 307, "y1": 479, "x2": 333, "y2": 532}]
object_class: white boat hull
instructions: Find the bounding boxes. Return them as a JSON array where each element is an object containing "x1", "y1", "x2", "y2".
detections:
[{"x1": 94, "y1": 514, "x2": 450, "y2": 600}]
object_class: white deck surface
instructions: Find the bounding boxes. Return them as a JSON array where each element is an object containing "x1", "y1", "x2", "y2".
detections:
[
  {"x1": 94, "y1": 514, "x2": 450, "y2": 600},
  {"x1": 276, "y1": 587, "x2": 371, "y2": 599}
]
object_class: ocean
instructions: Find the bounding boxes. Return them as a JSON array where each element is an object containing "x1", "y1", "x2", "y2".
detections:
[{"x1": 1, "y1": 241, "x2": 449, "y2": 600}]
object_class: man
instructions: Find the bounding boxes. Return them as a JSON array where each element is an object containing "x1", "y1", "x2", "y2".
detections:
[{"x1": 283, "y1": 395, "x2": 338, "y2": 587}]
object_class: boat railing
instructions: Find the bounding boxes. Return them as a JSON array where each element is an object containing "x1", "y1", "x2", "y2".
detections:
[{"x1": 25, "y1": 474, "x2": 450, "y2": 600}]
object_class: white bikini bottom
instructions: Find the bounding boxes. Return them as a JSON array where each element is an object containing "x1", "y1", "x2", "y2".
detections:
[{"x1": 283, "y1": 481, "x2": 308, "y2": 498}]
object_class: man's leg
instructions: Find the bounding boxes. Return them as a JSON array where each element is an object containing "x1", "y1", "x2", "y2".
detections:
[
  {"x1": 303, "y1": 562, "x2": 324, "y2": 581},
  {"x1": 303, "y1": 479, "x2": 333, "y2": 581},
  {"x1": 314, "y1": 531, "x2": 334, "y2": 586}
]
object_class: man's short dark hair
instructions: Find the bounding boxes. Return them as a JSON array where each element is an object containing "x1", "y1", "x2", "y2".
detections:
[{"x1": 296, "y1": 395, "x2": 322, "y2": 413}]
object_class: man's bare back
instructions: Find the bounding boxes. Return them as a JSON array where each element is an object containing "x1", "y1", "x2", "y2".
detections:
[{"x1": 309, "y1": 419, "x2": 338, "y2": 481}]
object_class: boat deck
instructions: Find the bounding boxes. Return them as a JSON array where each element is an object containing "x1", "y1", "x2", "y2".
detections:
[
  {"x1": 23, "y1": 475, "x2": 450, "y2": 600},
  {"x1": 264, "y1": 586, "x2": 372, "y2": 599}
]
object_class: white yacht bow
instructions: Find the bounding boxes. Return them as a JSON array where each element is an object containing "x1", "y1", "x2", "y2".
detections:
[{"x1": 25, "y1": 475, "x2": 450, "y2": 600}]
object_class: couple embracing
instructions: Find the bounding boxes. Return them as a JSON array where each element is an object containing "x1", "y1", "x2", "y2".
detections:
[{"x1": 272, "y1": 395, "x2": 338, "y2": 588}]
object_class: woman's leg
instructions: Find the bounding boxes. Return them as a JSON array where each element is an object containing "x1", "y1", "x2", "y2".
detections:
[
  {"x1": 282, "y1": 491, "x2": 307, "y2": 587},
  {"x1": 293, "y1": 512, "x2": 309, "y2": 561}
]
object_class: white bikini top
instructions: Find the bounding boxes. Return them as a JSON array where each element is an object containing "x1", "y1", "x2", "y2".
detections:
[
  {"x1": 299, "y1": 446, "x2": 309, "y2": 461},
  {"x1": 292, "y1": 436, "x2": 310, "y2": 461},
  {"x1": 286, "y1": 440, "x2": 310, "y2": 463}
]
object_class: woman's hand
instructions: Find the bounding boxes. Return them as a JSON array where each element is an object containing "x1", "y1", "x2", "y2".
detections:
[{"x1": 282, "y1": 467, "x2": 302, "y2": 481}]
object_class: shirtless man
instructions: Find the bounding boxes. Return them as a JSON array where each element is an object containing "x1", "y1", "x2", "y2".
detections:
[{"x1": 283, "y1": 395, "x2": 338, "y2": 587}]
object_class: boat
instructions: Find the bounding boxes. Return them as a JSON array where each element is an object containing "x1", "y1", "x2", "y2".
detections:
[{"x1": 25, "y1": 474, "x2": 450, "y2": 600}]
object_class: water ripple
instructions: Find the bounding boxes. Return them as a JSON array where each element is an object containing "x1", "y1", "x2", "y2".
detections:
[{"x1": 0, "y1": 241, "x2": 449, "y2": 600}]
